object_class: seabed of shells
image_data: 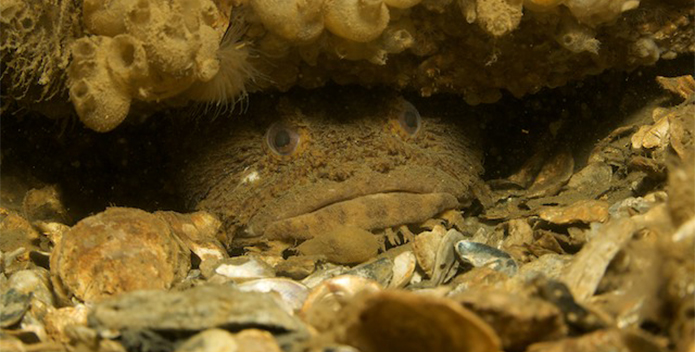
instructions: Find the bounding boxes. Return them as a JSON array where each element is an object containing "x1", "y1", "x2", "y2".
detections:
[{"x1": 1, "y1": 73, "x2": 694, "y2": 352}]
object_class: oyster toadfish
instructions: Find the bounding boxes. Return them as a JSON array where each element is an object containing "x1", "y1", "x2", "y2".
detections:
[{"x1": 179, "y1": 88, "x2": 487, "y2": 251}]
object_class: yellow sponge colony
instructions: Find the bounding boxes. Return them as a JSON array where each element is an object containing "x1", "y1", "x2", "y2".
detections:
[
  {"x1": 4, "y1": 0, "x2": 692, "y2": 130},
  {"x1": 238, "y1": 0, "x2": 692, "y2": 106},
  {"x1": 68, "y1": 37, "x2": 133, "y2": 132},
  {"x1": 67, "y1": 0, "x2": 252, "y2": 132}
]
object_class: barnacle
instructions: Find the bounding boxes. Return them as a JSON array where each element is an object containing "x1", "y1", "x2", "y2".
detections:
[{"x1": 555, "y1": 18, "x2": 601, "y2": 54}]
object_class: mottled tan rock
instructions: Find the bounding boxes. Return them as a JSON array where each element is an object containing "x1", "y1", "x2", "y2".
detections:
[
  {"x1": 44, "y1": 305, "x2": 89, "y2": 343},
  {"x1": 525, "y1": 328, "x2": 665, "y2": 352},
  {"x1": 452, "y1": 289, "x2": 567, "y2": 351},
  {"x1": 0, "y1": 208, "x2": 40, "y2": 256},
  {"x1": 89, "y1": 285, "x2": 307, "y2": 337},
  {"x1": 50, "y1": 207, "x2": 191, "y2": 303},
  {"x1": 338, "y1": 290, "x2": 501, "y2": 352},
  {"x1": 246, "y1": 1, "x2": 693, "y2": 105},
  {"x1": 4, "y1": 0, "x2": 693, "y2": 130},
  {"x1": 21, "y1": 185, "x2": 69, "y2": 223}
]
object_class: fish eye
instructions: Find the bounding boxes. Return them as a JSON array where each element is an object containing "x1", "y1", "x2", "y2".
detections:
[
  {"x1": 266, "y1": 122, "x2": 301, "y2": 156},
  {"x1": 396, "y1": 100, "x2": 422, "y2": 136}
]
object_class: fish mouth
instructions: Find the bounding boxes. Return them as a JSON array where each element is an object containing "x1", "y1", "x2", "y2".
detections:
[
  {"x1": 262, "y1": 192, "x2": 458, "y2": 240},
  {"x1": 245, "y1": 166, "x2": 476, "y2": 240}
]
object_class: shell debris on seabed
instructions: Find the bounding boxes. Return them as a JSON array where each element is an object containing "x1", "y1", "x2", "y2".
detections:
[{"x1": 0, "y1": 0, "x2": 693, "y2": 347}]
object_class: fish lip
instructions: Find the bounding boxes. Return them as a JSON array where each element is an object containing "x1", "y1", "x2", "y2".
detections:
[
  {"x1": 244, "y1": 165, "x2": 473, "y2": 238},
  {"x1": 260, "y1": 191, "x2": 459, "y2": 241}
]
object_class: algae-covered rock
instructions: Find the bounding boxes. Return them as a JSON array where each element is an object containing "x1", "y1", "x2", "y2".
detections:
[{"x1": 2, "y1": 0, "x2": 693, "y2": 130}]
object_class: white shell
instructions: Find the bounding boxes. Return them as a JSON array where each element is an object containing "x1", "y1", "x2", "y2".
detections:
[
  {"x1": 412, "y1": 225, "x2": 447, "y2": 277},
  {"x1": 214, "y1": 257, "x2": 275, "y2": 281},
  {"x1": 237, "y1": 278, "x2": 309, "y2": 312},
  {"x1": 389, "y1": 251, "x2": 416, "y2": 288},
  {"x1": 301, "y1": 263, "x2": 348, "y2": 288},
  {"x1": 431, "y1": 229, "x2": 466, "y2": 285}
]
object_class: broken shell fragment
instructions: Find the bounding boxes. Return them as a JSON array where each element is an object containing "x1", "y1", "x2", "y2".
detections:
[
  {"x1": 562, "y1": 205, "x2": 668, "y2": 301},
  {"x1": 345, "y1": 257, "x2": 394, "y2": 286},
  {"x1": 43, "y1": 305, "x2": 89, "y2": 343},
  {"x1": 301, "y1": 263, "x2": 348, "y2": 288},
  {"x1": 34, "y1": 221, "x2": 70, "y2": 247},
  {"x1": 526, "y1": 148, "x2": 575, "y2": 198},
  {"x1": 5, "y1": 268, "x2": 55, "y2": 340},
  {"x1": 339, "y1": 290, "x2": 501, "y2": 352},
  {"x1": 8, "y1": 268, "x2": 54, "y2": 308},
  {"x1": 449, "y1": 267, "x2": 509, "y2": 293},
  {"x1": 155, "y1": 210, "x2": 227, "y2": 262},
  {"x1": 237, "y1": 278, "x2": 309, "y2": 312},
  {"x1": 412, "y1": 225, "x2": 447, "y2": 278},
  {"x1": 0, "y1": 288, "x2": 31, "y2": 328},
  {"x1": 455, "y1": 240, "x2": 518, "y2": 276},
  {"x1": 539, "y1": 200, "x2": 610, "y2": 225},
  {"x1": 656, "y1": 75, "x2": 695, "y2": 100},
  {"x1": 631, "y1": 114, "x2": 671, "y2": 151},
  {"x1": 213, "y1": 256, "x2": 276, "y2": 282},
  {"x1": 431, "y1": 229, "x2": 467, "y2": 285},
  {"x1": 300, "y1": 275, "x2": 381, "y2": 332},
  {"x1": 389, "y1": 251, "x2": 416, "y2": 288}
]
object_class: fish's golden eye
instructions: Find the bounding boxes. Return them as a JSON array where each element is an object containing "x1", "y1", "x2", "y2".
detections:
[
  {"x1": 396, "y1": 100, "x2": 422, "y2": 136},
  {"x1": 266, "y1": 122, "x2": 301, "y2": 156}
]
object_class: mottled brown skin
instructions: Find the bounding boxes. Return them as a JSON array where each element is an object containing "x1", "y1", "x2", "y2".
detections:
[{"x1": 180, "y1": 88, "x2": 487, "y2": 247}]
